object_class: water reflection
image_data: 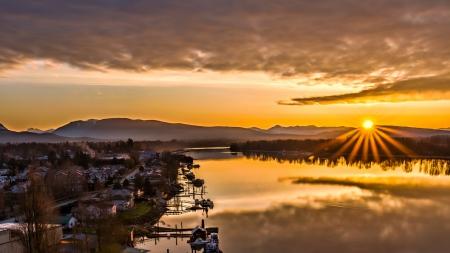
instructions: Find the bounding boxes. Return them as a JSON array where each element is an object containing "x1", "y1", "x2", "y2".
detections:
[
  {"x1": 244, "y1": 151, "x2": 450, "y2": 176},
  {"x1": 137, "y1": 151, "x2": 450, "y2": 253},
  {"x1": 211, "y1": 193, "x2": 450, "y2": 253}
]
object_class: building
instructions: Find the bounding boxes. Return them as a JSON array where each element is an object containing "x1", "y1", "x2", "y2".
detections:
[
  {"x1": 140, "y1": 149, "x2": 157, "y2": 161},
  {"x1": 0, "y1": 229, "x2": 21, "y2": 253},
  {"x1": 0, "y1": 223, "x2": 63, "y2": 253},
  {"x1": 109, "y1": 189, "x2": 134, "y2": 210}
]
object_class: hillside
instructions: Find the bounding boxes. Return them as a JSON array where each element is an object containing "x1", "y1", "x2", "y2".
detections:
[{"x1": 51, "y1": 118, "x2": 302, "y2": 141}]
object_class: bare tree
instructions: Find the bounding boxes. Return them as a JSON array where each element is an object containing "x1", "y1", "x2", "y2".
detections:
[
  {"x1": 16, "y1": 177, "x2": 61, "y2": 253},
  {"x1": 74, "y1": 190, "x2": 127, "y2": 253}
]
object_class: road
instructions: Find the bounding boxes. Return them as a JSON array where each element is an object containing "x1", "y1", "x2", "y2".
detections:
[{"x1": 119, "y1": 164, "x2": 142, "y2": 184}]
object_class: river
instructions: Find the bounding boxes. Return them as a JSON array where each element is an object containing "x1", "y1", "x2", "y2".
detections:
[{"x1": 136, "y1": 150, "x2": 450, "y2": 253}]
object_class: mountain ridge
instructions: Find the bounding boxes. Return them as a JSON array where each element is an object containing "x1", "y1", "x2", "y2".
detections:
[
  {"x1": 51, "y1": 118, "x2": 303, "y2": 141},
  {"x1": 26, "y1": 128, "x2": 55, "y2": 134},
  {"x1": 2, "y1": 118, "x2": 450, "y2": 143}
]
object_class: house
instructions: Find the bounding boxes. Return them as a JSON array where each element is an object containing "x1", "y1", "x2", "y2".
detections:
[
  {"x1": 109, "y1": 189, "x2": 134, "y2": 210},
  {"x1": 89, "y1": 171, "x2": 108, "y2": 183},
  {"x1": 125, "y1": 185, "x2": 142, "y2": 198},
  {"x1": 74, "y1": 203, "x2": 116, "y2": 219},
  {"x1": 60, "y1": 216, "x2": 78, "y2": 229},
  {"x1": 0, "y1": 223, "x2": 63, "y2": 253},
  {"x1": 0, "y1": 228, "x2": 21, "y2": 253},
  {"x1": 140, "y1": 149, "x2": 157, "y2": 161},
  {"x1": 11, "y1": 183, "x2": 28, "y2": 193},
  {"x1": 191, "y1": 226, "x2": 207, "y2": 241},
  {"x1": 54, "y1": 166, "x2": 85, "y2": 193},
  {"x1": 0, "y1": 168, "x2": 12, "y2": 176},
  {"x1": 60, "y1": 233, "x2": 90, "y2": 253}
]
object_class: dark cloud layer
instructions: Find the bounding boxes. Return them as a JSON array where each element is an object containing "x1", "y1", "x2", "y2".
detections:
[
  {"x1": 279, "y1": 74, "x2": 450, "y2": 105},
  {"x1": 1, "y1": 0, "x2": 450, "y2": 103}
]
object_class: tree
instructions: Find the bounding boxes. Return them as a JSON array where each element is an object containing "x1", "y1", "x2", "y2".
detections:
[
  {"x1": 76, "y1": 192, "x2": 127, "y2": 253},
  {"x1": 124, "y1": 158, "x2": 135, "y2": 169},
  {"x1": 47, "y1": 150, "x2": 57, "y2": 164},
  {"x1": 129, "y1": 150, "x2": 140, "y2": 165},
  {"x1": 143, "y1": 177, "x2": 154, "y2": 196},
  {"x1": 126, "y1": 138, "x2": 134, "y2": 148},
  {"x1": 7, "y1": 157, "x2": 17, "y2": 168},
  {"x1": 17, "y1": 177, "x2": 60, "y2": 253},
  {"x1": 111, "y1": 156, "x2": 118, "y2": 165},
  {"x1": 134, "y1": 173, "x2": 143, "y2": 189}
]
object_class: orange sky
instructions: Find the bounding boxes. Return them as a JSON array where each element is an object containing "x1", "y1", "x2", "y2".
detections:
[
  {"x1": 1, "y1": 63, "x2": 450, "y2": 131},
  {"x1": 1, "y1": 1, "x2": 450, "y2": 131}
]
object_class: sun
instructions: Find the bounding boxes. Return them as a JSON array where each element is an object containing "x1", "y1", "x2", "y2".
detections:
[{"x1": 363, "y1": 120, "x2": 374, "y2": 129}]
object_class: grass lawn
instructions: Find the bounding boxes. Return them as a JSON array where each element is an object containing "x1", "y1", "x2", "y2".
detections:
[{"x1": 120, "y1": 203, "x2": 152, "y2": 220}]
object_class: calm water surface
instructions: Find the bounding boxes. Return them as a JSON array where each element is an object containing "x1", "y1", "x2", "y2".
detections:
[{"x1": 137, "y1": 151, "x2": 450, "y2": 253}]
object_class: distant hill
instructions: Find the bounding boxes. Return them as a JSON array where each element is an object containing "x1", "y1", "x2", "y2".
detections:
[
  {"x1": 377, "y1": 126, "x2": 450, "y2": 138},
  {"x1": 266, "y1": 125, "x2": 355, "y2": 136},
  {"x1": 0, "y1": 123, "x2": 97, "y2": 143},
  {"x1": 26, "y1": 128, "x2": 54, "y2": 134},
  {"x1": 0, "y1": 129, "x2": 95, "y2": 143},
  {"x1": 51, "y1": 118, "x2": 302, "y2": 141},
  {"x1": 3, "y1": 119, "x2": 450, "y2": 143},
  {"x1": 264, "y1": 125, "x2": 450, "y2": 138}
]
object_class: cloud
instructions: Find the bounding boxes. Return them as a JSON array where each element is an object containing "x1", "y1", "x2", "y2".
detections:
[
  {"x1": 2, "y1": 0, "x2": 450, "y2": 103},
  {"x1": 212, "y1": 191, "x2": 450, "y2": 253},
  {"x1": 278, "y1": 74, "x2": 450, "y2": 105},
  {"x1": 283, "y1": 176, "x2": 450, "y2": 199}
]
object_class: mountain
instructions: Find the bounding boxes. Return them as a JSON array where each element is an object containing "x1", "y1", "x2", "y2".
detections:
[
  {"x1": 51, "y1": 118, "x2": 302, "y2": 141},
  {"x1": 377, "y1": 126, "x2": 450, "y2": 138},
  {"x1": 0, "y1": 123, "x2": 97, "y2": 143},
  {"x1": 3, "y1": 119, "x2": 450, "y2": 143},
  {"x1": 267, "y1": 125, "x2": 355, "y2": 136},
  {"x1": 264, "y1": 125, "x2": 450, "y2": 138},
  {"x1": 248, "y1": 127, "x2": 269, "y2": 133},
  {"x1": 26, "y1": 128, "x2": 55, "y2": 134}
]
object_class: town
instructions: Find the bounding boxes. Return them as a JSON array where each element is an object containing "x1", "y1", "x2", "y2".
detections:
[{"x1": 0, "y1": 139, "x2": 196, "y2": 253}]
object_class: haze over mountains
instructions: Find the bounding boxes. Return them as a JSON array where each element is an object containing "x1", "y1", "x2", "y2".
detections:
[
  {"x1": 1, "y1": 118, "x2": 450, "y2": 143},
  {"x1": 26, "y1": 128, "x2": 55, "y2": 134},
  {"x1": 50, "y1": 118, "x2": 303, "y2": 141}
]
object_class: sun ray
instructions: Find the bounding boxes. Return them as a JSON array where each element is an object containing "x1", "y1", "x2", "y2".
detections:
[
  {"x1": 327, "y1": 121, "x2": 417, "y2": 163},
  {"x1": 349, "y1": 131, "x2": 366, "y2": 161},
  {"x1": 310, "y1": 128, "x2": 361, "y2": 155},
  {"x1": 375, "y1": 128, "x2": 416, "y2": 156},
  {"x1": 363, "y1": 131, "x2": 370, "y2": 160},
  {"x1": 336, "y1": 128, "x2": 360, "y2": 140},
  {"x1": 369, "y1": 132, "x2": 380, "y2": 161},
  {"x1": 372, "y1": 131, "x2": 394, "y2": 159},
  {"x1": 330, "y1": 130, "x2": 362, "y2": 160},
  {"x1": 377, "y1": 126, "x2": 410, "y2": 137}
]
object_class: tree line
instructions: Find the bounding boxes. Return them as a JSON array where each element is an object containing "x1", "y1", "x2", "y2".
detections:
[{"x1": 231, "y1": 135, "x2": 450, "y2": 157}]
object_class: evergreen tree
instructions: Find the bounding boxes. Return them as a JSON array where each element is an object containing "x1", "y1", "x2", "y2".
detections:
[
  {"x1": 143, "y1": 177, "x2": 153, "y2": 196},
  {"x1": 123, "y1": 178, "x2": 130, "y2": 187}
]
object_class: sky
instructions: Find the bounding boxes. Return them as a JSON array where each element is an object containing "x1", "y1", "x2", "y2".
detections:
[{"x1": 1, "y1": 0, "x2": 450, "y2": 131}]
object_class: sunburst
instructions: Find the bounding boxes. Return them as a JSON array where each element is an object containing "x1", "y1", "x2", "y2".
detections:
[{"x1": 329, "y1": 120, "x2": 416, "y2": 162}]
